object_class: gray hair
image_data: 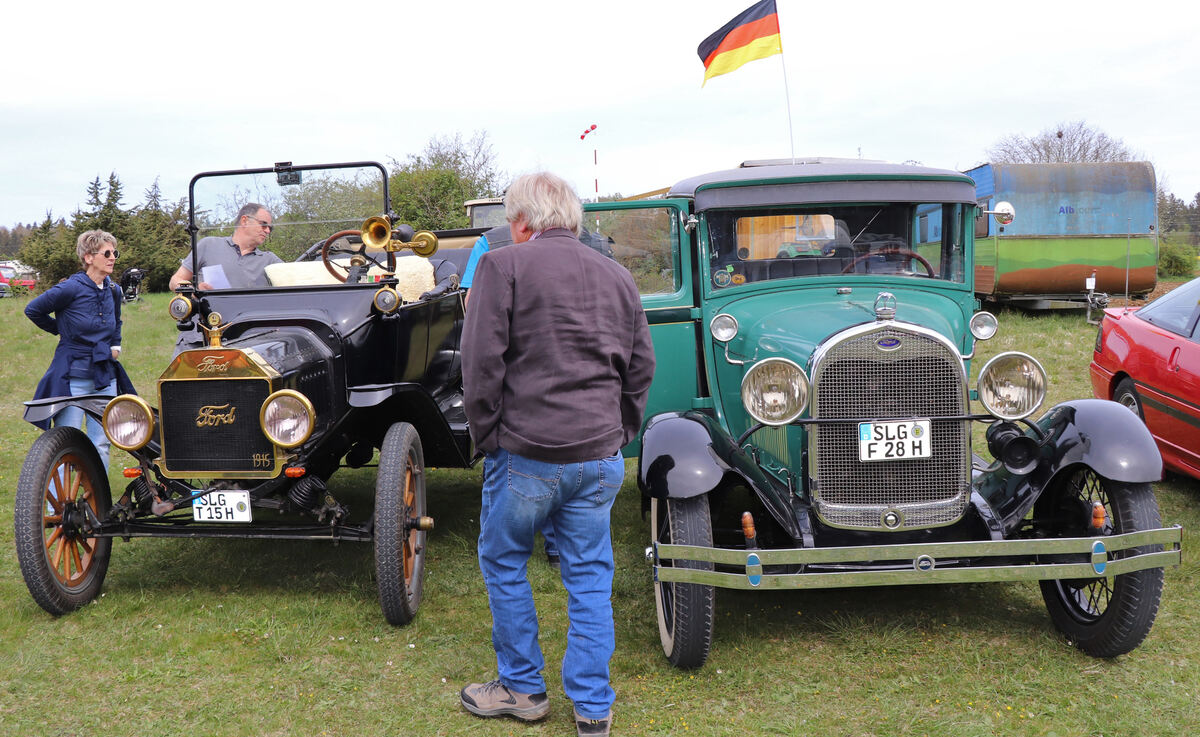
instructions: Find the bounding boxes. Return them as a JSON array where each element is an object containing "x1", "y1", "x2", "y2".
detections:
[
  {"x1": 504, "y1": 172, "x2": 582, "y2": 235},
  {"x1": 76, "y1": 230, "x2": 117, "y2": 268},
  {"x1": 236, "y1": 202, "x2": 268, "y2": 224}
]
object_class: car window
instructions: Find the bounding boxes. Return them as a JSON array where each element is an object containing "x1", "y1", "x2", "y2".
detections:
[
  {"x1": 585, "y1": 207, "x2": 678, "y2": 296},
  {"x1": 0, "y1": 266, "x2": 14, "y2": 278},
  {"x1": 1137, "y1": 278, "x2": 1200, "y2": 336},
  {"x1": 706, "y1": 203, "x2": 967, "y2": 287}
]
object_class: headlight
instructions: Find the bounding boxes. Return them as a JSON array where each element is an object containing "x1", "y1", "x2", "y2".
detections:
[
  {"x1": 259, "y1": 390, "x2": 315, "y2": 448},
  {"x1": 103, "y1": 395, "x2": 154, "y2": 451},
  {"x1": 168, "y1": 295, "x2": 195, "y2": 320},
  {"x1": 741, "y1": 358, "x2": 809, "y2": 426},
  {"x1": 977, "y1": 352, "x2": 1047, "y2": 420},
  {"x1": 970, "y1": 311, "x2": 999, "y2": 340},
  {"x1": 710, "y1": 313, "x2": 739, "y2": 342}
]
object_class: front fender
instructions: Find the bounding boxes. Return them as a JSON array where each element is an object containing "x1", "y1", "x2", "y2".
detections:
[
  {"x1": 1037, "y1": 399, "x2": 1162, "y2": 482},
  {"x1": 638, "y1": 411, "x2": 771, "y2": 500},
  {"x1": 976, "y1": 398, "x2": 1162, "y2": 532},
  {"x1": 23, "y1": 395, "x2": 111, "y2": 428}
]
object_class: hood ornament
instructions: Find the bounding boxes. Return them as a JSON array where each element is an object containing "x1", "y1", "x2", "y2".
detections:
[{"x1": 873, "y1": 292, "x2": 897, "y2": 321}]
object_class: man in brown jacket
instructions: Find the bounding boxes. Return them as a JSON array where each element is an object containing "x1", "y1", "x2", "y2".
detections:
[{"x1": 459, "y1": 171, "x2": 655, "y2": 737}]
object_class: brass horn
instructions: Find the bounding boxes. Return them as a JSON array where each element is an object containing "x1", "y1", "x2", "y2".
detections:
[
  {"x1": 361, "y1": 216, "x2": 392, "y2": 250},
  {"x1": 358, "y1": 216, "x2": 440, "y2": 258},
  {"x1": 410, "y1": 231, "x2": 439, "y2": 257}
]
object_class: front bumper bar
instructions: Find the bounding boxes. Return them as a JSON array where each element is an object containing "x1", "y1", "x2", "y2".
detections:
[{"x1": 650, "y1": 527, "x2": 1182, "y2": 590}]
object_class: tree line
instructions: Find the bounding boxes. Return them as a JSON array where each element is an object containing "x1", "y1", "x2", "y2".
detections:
[
  {"x1": 8, "y1": 124, "x2": 1199, "y2": 289},
  {"x1": 13, "y1": 132, "x2": 504, "y2": 291}
]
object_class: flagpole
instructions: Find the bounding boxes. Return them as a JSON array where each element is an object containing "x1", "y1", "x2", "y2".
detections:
[{"x1": 777, "y1": 7, "x2": 795, "y2": 163}]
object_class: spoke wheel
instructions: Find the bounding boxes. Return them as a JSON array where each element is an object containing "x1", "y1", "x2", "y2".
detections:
[
  {"x1": 14, "y1": 426, "x2": 112, "y2": 615},
  {"x1": 374, "y1": 422, "x2": 427, "y2": 625},
  {"x1": 651, "y1": 496, "x2": 715, "y2": 669},
  {"x1": 1037, "y1": 467, "x2": 1164, "y2": 657}
]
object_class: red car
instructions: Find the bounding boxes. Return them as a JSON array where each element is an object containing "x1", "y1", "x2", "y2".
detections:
[
  {"x1": 1090, "y1": 276, "x2": 1200, "y2": 479},
  {"x1": 0, "y1": 263, "x2": 36, "y2": 293}
]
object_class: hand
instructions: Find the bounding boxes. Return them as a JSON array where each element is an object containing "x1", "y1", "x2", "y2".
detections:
[
  {"x1": 198, "y1": 281, "x2": 215, "y2": 290},
  {"x1": 111, "y1": 346, "x2": 122, "y2": 360}
]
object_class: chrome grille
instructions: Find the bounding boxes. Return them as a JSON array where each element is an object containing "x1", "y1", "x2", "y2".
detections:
[{"x1": 810, "y1": 325, "x2": 969, "y2": 530}]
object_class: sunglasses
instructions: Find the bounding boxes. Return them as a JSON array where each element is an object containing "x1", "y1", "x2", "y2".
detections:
[
  {"x1": 95, "y1": 249, "x2": 119, "y2": 259},
  {"x1": 247, "y1": 217, "x2": 273, "y2": 231}
]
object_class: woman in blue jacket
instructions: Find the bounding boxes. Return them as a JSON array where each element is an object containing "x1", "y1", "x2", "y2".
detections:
[{"x1": 25, "y1": 230, "x2": 134, "y2": 469}]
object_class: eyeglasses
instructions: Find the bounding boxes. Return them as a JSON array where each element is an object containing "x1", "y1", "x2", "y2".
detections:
[
  {"x1": 247, "y1": 217, "x2": 273, "y2": 231},
  {"x1": 95, "y1": 249, "x2": 119, "y2": 259}
]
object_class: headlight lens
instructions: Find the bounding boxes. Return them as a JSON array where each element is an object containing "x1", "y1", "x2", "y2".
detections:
[
  {"x1": 168, "y1": 295, "x2": 194, "y2": 320},
  {"x1": 741, "y1": 358, "x2": 809, "y2": 426},
  {"x1": 260, "y1": 390, "x2": 315, "y2": 448},
  {"x1": 103, "y1": 395, "x2": 154, "y2": 450},
  {"x1": 373, "y1": 286, "x2": 400, "y2": 313},
  {"x1": 710, "y1": 313, "x2": 739, "y2": 342},
  {"x1": 970, "y1": 311, "x2": 999, "y2": 340},
  {"x1": 977, "y1": 352, "x2": 1047, "y2": 420}
]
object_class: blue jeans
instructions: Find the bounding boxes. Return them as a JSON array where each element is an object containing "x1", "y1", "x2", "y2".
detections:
[
  {"x1": 478, "y1": 447, "x2": 624, "y2": 719},
  {"x1": 541, "y1": 519, "x2": 558, "y2": 557},
  {"x1": 56, "y1": 377, "x2": 117, "y2": 470}
]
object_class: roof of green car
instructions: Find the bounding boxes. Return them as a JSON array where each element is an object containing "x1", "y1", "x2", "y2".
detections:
[{"x1": 667, "y1": 160, "x2": 978, "y2": 210}]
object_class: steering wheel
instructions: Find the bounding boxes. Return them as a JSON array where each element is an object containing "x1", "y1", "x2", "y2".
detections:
[
  {"x1": 841, "y1": 247, "x2": 935, "y2": 277},
  {"x1": 321, "y1": 230, "x2": 397, "y2": 283}
]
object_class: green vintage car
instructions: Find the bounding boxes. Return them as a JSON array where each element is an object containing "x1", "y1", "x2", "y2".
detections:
[{"x1": 584, "y1": 160, "x2": 1180, "y2": 668}]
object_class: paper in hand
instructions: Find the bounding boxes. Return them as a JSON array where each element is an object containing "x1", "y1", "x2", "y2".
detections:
[{"x1": 201, "y1": 265, "x2": 232, "y2": 289}]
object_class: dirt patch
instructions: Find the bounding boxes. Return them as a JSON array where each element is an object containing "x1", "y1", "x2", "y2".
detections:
[{"x1": 1107, "y1": 278, "x2": 1189, "y2": 307}]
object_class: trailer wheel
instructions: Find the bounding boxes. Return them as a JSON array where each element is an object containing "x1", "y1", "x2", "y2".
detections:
[
  {"x1": 14, "y1": 426, "x2": 112, "y2": 616},
  {"x1": 651, "y1": 496, "x2": 714, "y2": 669},
  {"x1": 375, "y1": 422, "x2": 428, "y2": 625},
  {"x1": 1037, "y1": 467, "x2": 1164, "y2": 657}
]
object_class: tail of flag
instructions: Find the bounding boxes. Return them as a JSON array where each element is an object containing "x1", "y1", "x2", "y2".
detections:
[{"x1": 698, "y1": 0, "x2": 782, "y2": 85}]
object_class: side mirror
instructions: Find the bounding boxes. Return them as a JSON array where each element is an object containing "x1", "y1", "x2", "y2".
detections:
[{"x1": 984, "y1": 201, "x2": 1015, "y2": 226}]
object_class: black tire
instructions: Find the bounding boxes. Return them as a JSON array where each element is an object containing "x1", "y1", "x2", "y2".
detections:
[
  {"x1": 1113, "y1": 377, "x2": 1145, "y2": 421},
  {"x1": 1037, "y1": 467, "x2": 1164, "y2": 657},
  {"x1": 651, "y1": 496, "x2": 715, "y2": 669},
  {"x1": 14, "y1": 426, "x2": 112, "y2": 615},
  {"x1": 374, "y1": 422, "x2": 427, "y2": 626}
]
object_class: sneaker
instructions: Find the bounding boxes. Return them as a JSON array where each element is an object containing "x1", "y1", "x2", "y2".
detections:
[
  {"x1": 546, "y1": 553, "x2": 561, "y2": 571},
  {"x1": 574, "y1": 709, "x2": 612, "y2": 736},
  {"x1": 460, "y1": 680, "x2": 550, "y2": 721}
]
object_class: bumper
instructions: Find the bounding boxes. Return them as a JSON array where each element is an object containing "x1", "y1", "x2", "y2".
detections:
[{"x1": 651, "y1": 526, "x2": 1182, "y2": 590}]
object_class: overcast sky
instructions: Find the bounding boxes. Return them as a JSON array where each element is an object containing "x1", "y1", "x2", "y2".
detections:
[{"x1": 2, "y1": 0, "x2": 1197, "y2": 226}]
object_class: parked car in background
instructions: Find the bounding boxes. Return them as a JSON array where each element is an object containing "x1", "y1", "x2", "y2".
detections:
[
  {"x1": 0, "y1": 262, "x2": 36, "y2": 295},
  {"x1": 1090, "y1": 276, "x2": 1200, "y2": 480}
]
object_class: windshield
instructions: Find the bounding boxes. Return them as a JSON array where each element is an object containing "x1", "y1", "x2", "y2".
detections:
[
  {"x1": 0, "y1": 266, "x2": 14, "y2": 279},
  {"x1": 189, "y1": 163, "x2": 388, "y2": 263},
  {"x1": 705, "y1": 203, "x2": 967, "y2": 288}
]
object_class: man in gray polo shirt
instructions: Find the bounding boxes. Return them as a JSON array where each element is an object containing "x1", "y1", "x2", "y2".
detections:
[{"x1": 169, "y1": 203, "x2": 282, "y2": 290}]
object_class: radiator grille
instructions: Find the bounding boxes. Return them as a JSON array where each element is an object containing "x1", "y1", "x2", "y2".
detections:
[
  {"x1": 810, "y1": 326, "x2": 969, "y2": 530},
  {"x1": 160, "y1": 378, "x2": 274, "y2": 474}
]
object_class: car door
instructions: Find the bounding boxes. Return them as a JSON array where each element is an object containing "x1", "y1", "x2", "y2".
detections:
[
  {"x1": 583, "y1": 200, "x2": 700, "y2": 455},
  {"x1": 1131, "y1": 282, "x2": 1200, "y2": 477}
]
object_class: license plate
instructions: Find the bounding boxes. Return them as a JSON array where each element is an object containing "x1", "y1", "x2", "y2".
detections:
[
  {"x1": 858, "y1": 420, "x2": 932, "y2": 462},
  {"x1": 192, "y1": 490, "x2": 252, "y2": 522}
]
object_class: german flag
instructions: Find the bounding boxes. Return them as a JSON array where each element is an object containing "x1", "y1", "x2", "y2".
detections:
[{"x1": 698, "y1": 0, "x2": 782, "y2": 85}]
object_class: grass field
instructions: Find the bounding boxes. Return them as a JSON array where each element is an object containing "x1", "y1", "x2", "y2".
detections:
[{"x1": 1, "y1": 291, "x2": 1198, "y2": 737}]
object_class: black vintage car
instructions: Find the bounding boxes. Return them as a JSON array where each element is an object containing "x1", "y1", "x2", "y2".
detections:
[{"x1": 15, "y1": 161, "x2": 476, "y2": 625}]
